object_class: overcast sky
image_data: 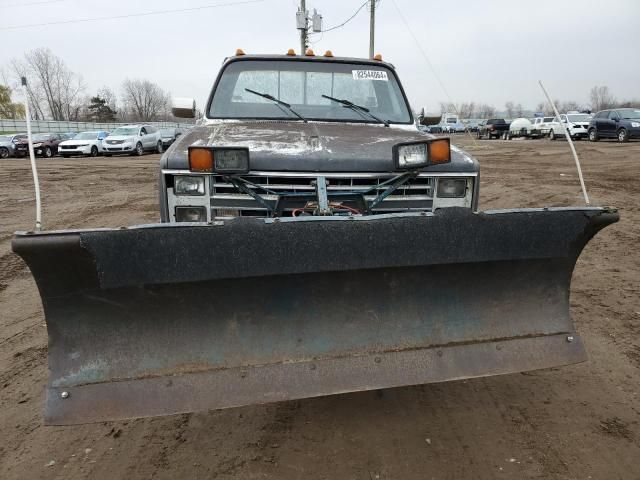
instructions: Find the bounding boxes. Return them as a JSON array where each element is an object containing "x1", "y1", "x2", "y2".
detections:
[{"x1": 1, "y1": 0, "x2": 638, "y2": 114}]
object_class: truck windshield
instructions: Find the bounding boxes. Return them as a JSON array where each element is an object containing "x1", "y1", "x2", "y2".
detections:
[{"x1": 209, "y1": 60, "x2": 412, "y2": 124}]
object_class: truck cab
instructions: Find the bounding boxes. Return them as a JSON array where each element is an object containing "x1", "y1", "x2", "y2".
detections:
[{"x1": 161, "y1": 52, "x2": 479, "y2": 223}]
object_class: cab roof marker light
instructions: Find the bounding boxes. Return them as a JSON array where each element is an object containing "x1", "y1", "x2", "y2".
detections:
[
  {"x1": 235, "y1": 48, "x2": 245, "y2": 56},
  {"x1": 305, "y1": 49, "x2": 315, "y2": 56},
  {"x1": 324, "y1": 50, "x2": 334, "y2": 57},
  {"x1": 373, "y1": 54, "x2": 383, "y2": 61},
  {"x1": 287, "y1": 49, "x2": 296, "y2": 56}
]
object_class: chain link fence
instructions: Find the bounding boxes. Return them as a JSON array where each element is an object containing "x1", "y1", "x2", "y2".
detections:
[{"x1": 0, "y1": 118, "x2": 195, "y2": 134}]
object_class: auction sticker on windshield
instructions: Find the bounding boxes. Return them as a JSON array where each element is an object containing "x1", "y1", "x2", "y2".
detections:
[{"x1": 352, "y1": 70, "x2": 388, "y2": 81}]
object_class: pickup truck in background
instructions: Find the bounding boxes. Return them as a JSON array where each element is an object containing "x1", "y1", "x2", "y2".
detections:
[
  {"x1": 531, "y1": 116, "x2": 555, "y2": 135},
  {"x1": 478, "y1": 119, "x2": 510, "y2": 139}
]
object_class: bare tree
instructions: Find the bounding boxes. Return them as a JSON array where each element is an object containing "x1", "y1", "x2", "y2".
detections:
[
  {"x1": 97, "y1": 86, "x2": 118, "y2": 113},
  {"x1": 11, "y1": 48, "x2": 85, "y2": 121},
  {"x1": 514, "y1": 103, "x2": 524, "y2": 117},
  {"x1": 558, "y1": 100, "x2": 581, "y2": 113},
  {"x1": 590, "y1": 85, "x2": 616, "y2": 112},
  {"x1": 504, "y1": 101, "x2": 515, "y2": 118},
  {"x1": 121, "y1": 79, "x2": 170, "y2": 122},
  {"x1": 477, "y1": 103, "x2": 496, "y2": 119}
]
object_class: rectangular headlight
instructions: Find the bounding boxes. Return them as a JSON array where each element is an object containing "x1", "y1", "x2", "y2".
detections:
[
  {"x1": 175, "y1": 206, "x2": 206, "y2": 222},
  {"x1": 174, "y1": 175, "x2": 205, "y2": 195},
  {"x1": 214, "y1": 148, "x2": 249, "y2": 173},
  {"x1": 394, "y1": 139, "x2": 451, "y2": 170},
  {"x1": 188, "y1": 146, "x2": 250, "y2": 173},
  {"x1": 437, "y1": 178, "x2": 467, "y2": 198},
  {"x1": 396, "y1": 143, "x2": 428, "y2": 169}
]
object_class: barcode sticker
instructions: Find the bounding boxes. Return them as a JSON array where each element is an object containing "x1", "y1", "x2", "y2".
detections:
[{"x1": 352, "y1": 70, "x2": 388, "y2": 81}]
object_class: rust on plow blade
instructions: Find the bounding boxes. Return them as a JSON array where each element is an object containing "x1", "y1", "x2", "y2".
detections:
[{"x1": 12, "y1": 207, "x2": 618, "y2": 425}]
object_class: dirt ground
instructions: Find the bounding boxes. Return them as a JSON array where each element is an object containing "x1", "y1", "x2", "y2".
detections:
[{"x1": 1, "y1": 137, "x2": 639, "y2": 479}]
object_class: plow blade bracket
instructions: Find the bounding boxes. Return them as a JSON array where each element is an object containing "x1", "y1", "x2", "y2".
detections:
[{"x1": 12, "y1": 207, "x2": 618, "y2": 425}]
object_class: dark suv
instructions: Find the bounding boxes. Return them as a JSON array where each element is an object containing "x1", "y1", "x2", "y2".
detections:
[{"x1": 588, "y1": 108, "x2": 640, "y2": 142}]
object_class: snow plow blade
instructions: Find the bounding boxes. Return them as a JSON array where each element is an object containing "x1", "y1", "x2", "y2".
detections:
[{"x1": 12, "y1": 207, "x2": 617, "y2": 425}]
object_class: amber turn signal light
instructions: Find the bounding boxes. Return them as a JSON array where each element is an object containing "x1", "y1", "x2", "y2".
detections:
[
  {"x1": 189, "y1": 147, "x2": 214, "y2": 172},
  {"x1": 428, "y1": 138, "x2": 451, "y2": 164}
]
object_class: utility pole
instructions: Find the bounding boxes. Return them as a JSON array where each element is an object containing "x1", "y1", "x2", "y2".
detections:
[
  {"x1": 298, "y1": 0, "x2": 308, "y2": 54},
  {"x1": 296, "y1": 2, "x2": 322, "y2": 54},
  {"x1": 369, "y1": 0, "x2": 376, "y2": 59}
]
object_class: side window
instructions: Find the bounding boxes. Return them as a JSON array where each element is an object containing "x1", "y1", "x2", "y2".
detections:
[
  {"x1": 147, "y1": 126, "x2": 156, "y2": 134},
  {"x1": 608, "y1": 111, "x2": 619, "y2": 120},
  {"x1": 596, "y1": 111, "x2": 608, "y2": 119},
  {"x1": 140, "y1": 127, "x2": 147, "y2": 135}
]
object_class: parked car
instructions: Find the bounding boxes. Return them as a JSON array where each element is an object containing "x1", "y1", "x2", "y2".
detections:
[
  {"x1": 160, "y1": 127, "x2": 183, "y2": 148},
  {"x1": 477, "y1": 119, "x2": 510, "y2": 139},
  {"x1": 14, "y1": 133, "x2": 64, "y2": 158},
  {"x1": 61, "y1": 132, "x2": 77, "y2": 140},
  {"x1": 588, "y1": 108, "x2": 640, "y2": 142},
  {"x1": 102, "y1": 125, "x2": 163, "y2": 156},
  {"x1": 0, "y1": 133, "x2": 27, "y2": 158},
  {"x1": 531, "y1": 116, "x2": 554, "y2": 135},
  {"x1": 464, "y1": 120, "x2": 480, "y2": 133},
  {"x1": 58, "y1": 131, "x2": 109, "y2": 158},
  {"x1": 548, "y1": 113, "x2": 593, "y2": 140}
]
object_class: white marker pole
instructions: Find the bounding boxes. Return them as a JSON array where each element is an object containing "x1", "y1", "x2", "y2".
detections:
[
  {"x1": 539, "y1": 80, "x2": 590, "y2": 205},
  {"x1": 21, "y1": 77, "x2": 42, "y2": 231}
]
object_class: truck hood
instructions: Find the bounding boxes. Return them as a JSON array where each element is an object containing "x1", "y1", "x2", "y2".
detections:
[{"x1": 163, "y1": 121, "x2": 478, "y2": 173}]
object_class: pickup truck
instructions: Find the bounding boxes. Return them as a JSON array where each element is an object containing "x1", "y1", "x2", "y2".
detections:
[
  {"x1": 11, "y1": 50, "x2": 619, "y2": 425},
  {"x1": 531, "y1": 116, "x2": 555, "y2": 135},
  {"x1": 161, "y1": 52, "x2": 479, "y2": 222},
  {"x1": 477, "y1": 119, "x2": 510, "y2": 139}
]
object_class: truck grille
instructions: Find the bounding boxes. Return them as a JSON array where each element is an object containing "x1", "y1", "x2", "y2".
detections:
[{"x1": 210, "y1": 172, "x2": 436, "y2": 216}]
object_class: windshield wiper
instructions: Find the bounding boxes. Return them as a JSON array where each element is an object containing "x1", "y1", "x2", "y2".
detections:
[
  {"x1": 244, "y1": 88, "x2": 307, "y2": 123},
  {"x1": 321, "y1": 94, "x2": 389, "y2": 127}
]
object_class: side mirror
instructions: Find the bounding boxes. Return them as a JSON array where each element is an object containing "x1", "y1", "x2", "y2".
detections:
[{"x1": 172, "y1": 97, "x2": 196, "y2": 119}]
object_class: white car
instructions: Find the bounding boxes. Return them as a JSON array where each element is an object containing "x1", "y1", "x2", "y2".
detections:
[
  {"x1": 548, "y1": 113, "x2": 593, "y2": 141},
  {"x1": 102, "y1": 125, "x2": 163, "y2": 156},
  {"x1": 58, "y1": 131, "x2": 109, "y2": 157}
]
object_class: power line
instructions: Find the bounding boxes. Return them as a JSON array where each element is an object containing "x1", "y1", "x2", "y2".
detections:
[
  {"x1": 0, "y1": 0, "x2": 66, "y2": 8},
  {"x1": 313, "y1": 0, "x2": 368, "y2": 34},
  {"x1": 0, "y1": 0, "x2": 263, "y2": 31},
  {"x1": 390, "y1": 0, "x2": 478, "y2": 146}
]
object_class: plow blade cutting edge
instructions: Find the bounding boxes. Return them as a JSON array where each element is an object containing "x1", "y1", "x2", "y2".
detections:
[{"x1": 12, "y1": 207, "x2": 617, "y2": 425}]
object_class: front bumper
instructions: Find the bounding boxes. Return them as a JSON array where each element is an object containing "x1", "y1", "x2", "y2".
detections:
[
  {"x1": 59, "y1": 145, "x2": 93, "y2": 155},
  {"x1": 103, "y1": 143, "x2": 134, "y2": 153},
  {"x1": 569, "y1": 129, "x2": 588, "y2": 138},
  {"x1": 15, "y1": 146, "x2": 46, "y2": 156},
  {"x1": 628, "y1": 127, "x2": 640, "y2": 139}
]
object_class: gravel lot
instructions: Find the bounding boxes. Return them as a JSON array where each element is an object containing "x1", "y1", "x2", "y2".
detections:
[{"x1": 1, "y1": 137, "x2": 639, "y2": 479}]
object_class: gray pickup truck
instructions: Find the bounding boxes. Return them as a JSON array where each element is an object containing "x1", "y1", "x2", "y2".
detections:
[
  {"x1": 161, "y1": 53, "x2": 479, "y2": 222},
  {"x1": 12, "y1": 50, "x2": 618, "y2": 425}
]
